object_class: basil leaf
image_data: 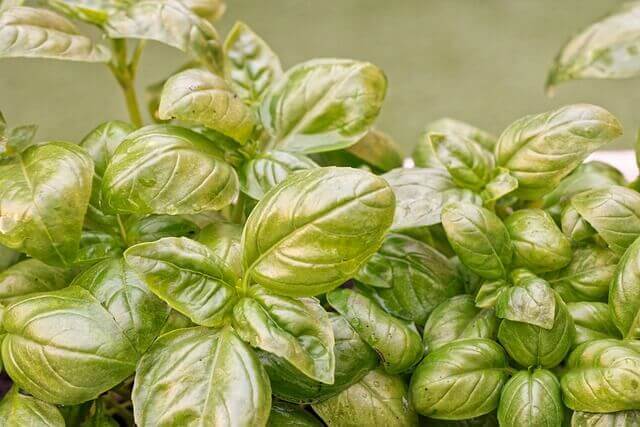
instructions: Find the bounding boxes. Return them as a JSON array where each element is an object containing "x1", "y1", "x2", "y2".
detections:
[
  {"x1": 0, "y1": 258, "x2": 70, "y2": 305},
  {"x1": 571, "y1": 410, "x2": 640, "y2": 426},
  {"x1": 242, "y1": 167, "x2": 395, "y2": 297},
  {"x1": 132, "y1": 326, "x2": 271, "y2": 427},
  {"x1": 410, "y1": 338, "x2": 509, "y2": 420},
  {"x1": 561, "y1": 203, "x2": 597, "y2": 243},
  {"x1": 422, "y1": 295, "x2": 498, "y2": 353},
  {"x1": 610, "y1": 236, "x2": 640, "y2": 338},
  {"x1": 260, "y1": 59, "x2": 387, "y2": 154},
  {"x1": 233, "y1": 286, "x2": 334, "y2": 384},
  {"x1": 268, "y1": 401, "x2": 322, "y2": 427},
  {"x1": 196, "y1": 221, "x2": 242, "y2": 276},
  {"x1": 79, "y1": 399, "x2": 118, "y2": 427},
  {"x1": 260, "y1": 313, "x2": 378, "y2": 404},
  {"x1": 497, "y1": 292, "x2": 575, "y2": 368},
  {"x1": 495, "y1": 272, "x2": 556, "y2": 329},
  {"x1": 356, "y1": 234, "x2": 462, "y2": 325},
  {"x1": 180, "y1": 0, "x2": 225, "y2": 21},
  {"x1": 105, "y1": 0, "x2": 222, "y2": 71},
  {"x1": 0, "y1": 142, "x2": 93, "y2": 267},
  {"x1": 124, "y1": 237, "x2": 238, "y2": 327},
  {"x1": 428, "y1": 132, "x2": 495, "y2": 191},
  {"x1": 495, "y1": 104, "x2": 622, "y2": 199},
  {"x1": 504, "y1": 209, "x2": 572, "y2": 273},
  {"x1": 71, "y1": 257, "x2": 170, "y2": 354},
  {"x1": 441, "y1": 201, "x2": 513, "y2": 280},
  {"x1": 75, "y1": 230, "x2": 123, "y2": 266},
  {"x1": 158, "y1": 68, "x2": 256, "y2": 144},
  {"x1": 561, "y1": 339, "x2": 640, "y2": 412},
  {"x1": 567, "y1": 302, "x2": 621, "y2": 348},
  {"x1": 239, "y1": 151, "x2": 318, "y2": 200},
  {"x1": 497, "y1": 370, "x2": 563, "y2": 427},
  {"x1": 475, "y1": 280, "x2": 509, "y2": 309},
  {"x1": 124, "y1": 214, "x2": 199, "y2": 245},
  {"x1": 571, "y1": 186, "x2": 640, "y2": 255},
  {"x1": 46, "y1": 0, "x2": 129, "y2": 25},
  {"x1": 481, "y1": 167, "x2": 518, "y2": 205},
  {"x1": 223, "y1": 21, "x2": 282, "y2": 105},
  {"x1": 1, "y1": 123, "x2": 38, "y2": 158},
  {"x1": 101, "y1": 125, "x2": 239, "y2": 215},
  {"x1": 0, "y1": 386, "x2": 65, "y2": 426},
  {"x1": 545, "y1": 244, "x2": 618, "y2": 303},
  {"x1": 0, "y1": 244, "x2": 20, "y2": 270},
  {"x1": 327, "y1": 288, "x2": 423, "y2": 374},
  {"x1": 547, "y1": 2, "x2": 640, "y2": 90},
  {"x1": 340, "y1": 128, "x2": 403, "y2": 172},
  {"x1": 312, "y1": 368, "x2": 418, "y2": 427},
  {"x1": 0, "y1": 7, "x2": 110, "y2": 62}
]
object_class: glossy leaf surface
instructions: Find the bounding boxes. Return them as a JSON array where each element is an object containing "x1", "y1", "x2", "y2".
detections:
[
  {"x1": 610, "y1": 235, "x2": 640, "y2": 338},
  {"x1": 567, "y1": 302, "x2": 621, "y2": 348},
  {"x1": 0, "y1": 258, "x2": 69, "y2": 305},
  {"x1": 0, "y1": 386, "x2": 65, "y2": 426}
]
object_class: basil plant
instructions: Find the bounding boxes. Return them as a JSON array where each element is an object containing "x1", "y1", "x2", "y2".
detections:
[{"x1": 0, "y1": 1, "x2": 639, "y2": 426}]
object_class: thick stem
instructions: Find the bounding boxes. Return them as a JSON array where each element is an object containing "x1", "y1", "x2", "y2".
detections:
[{"x1": 119, "y1": 78, "x2": 143, "y2": 128}]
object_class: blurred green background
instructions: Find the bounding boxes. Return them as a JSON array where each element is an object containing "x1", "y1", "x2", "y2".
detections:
[{"x1": 2, "y1": 0, "x2": 637, "y2": 153}]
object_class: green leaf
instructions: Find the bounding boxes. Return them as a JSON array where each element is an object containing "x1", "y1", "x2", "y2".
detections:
[
  {"x1": 124, "y1": 214, "x2": 199, "y2": 245},
  {"x1": 610, "y1": 236, "x2": 640, "y2": 338},
  {"x1": 497, "y1": 370, "x2": 564, "y2": 427},
  {"x1": 0, "y1": 386, "x2": 65, "y2": 426},
  {"x1": 495, "y1": 273, "x2": 556, "y2": 329},
  {"x1": 70, "y1": 257, "x2": 170, "y2": 354},
  {"x1": 480, "y1": 167, "x2": 518, "y2": 205},
  {"x1": 547, "y1": 2, "x2": 640, "y2": 90},
  {"x1": 571, "y1": 186, "x2": 640, "y2": 255},
  {"x1": 441, "y1": 201, "x2": 513, "y2": 280},
  {"x1": 223, "y1": 21, "x2": 282, "y2": 105},
  {"x1": 242, "y1": 167, "x2": 395, "y2": 297},
  {"x1": 105, "y1": 0, "x2": 222, "y2": 71},
  {"x1": 422, "y1": 295, "x2": 498, "y2": 353},
  {"x1": 504, "y1": 209, "x2": 572, "y2": 273},
  {"x1": 260, "y1": 313, "x2": 378, "y2": 404},
  {"x1": 239, "y1": 151, "x2": 318, "y2": 200},
  {"x1": 0, "y1": 124, "x2": 38, "y2": 159},
  {"x1": 158, "y1": 68, "x2": 256, "y2": 144},
  {"x1": 561, "y1": 203, "x2": 597, "y2": 243},
  {"x1": 124, "y1": 237, "x2": 238, "y2": 327},
  {"x1": 409, "y1": 338, "x2": 509, "y2": 420},
  {"x1": 567, "y1": 302, "x2": 621, "y2": 348},
  {"x1": 47, "y1": 0, "x2": 131, "y2": 25},
  {"x1": 260, "y1": 59, "x2": 387, "y2": 154},
  {"x1": 427, "y1": 132, "x2": 495, "y2": 191},
  {"x1": 267, "y1": 401, "x2": 322, "y2": 427},
  {"x1": 561, "y1": 339, "x2": 640, "y2": 412},
  {"x1": 312, "y1": 368, "x2": 418, "y2": 427},
  {"x1": 75, "y1": 230, "x2": 123, "y2": 266},
  {"x1": 101, "y1": 125, "x2": 239, "y2": 215},
  {"x1": 2, "y1": 285, "x2": 140, "y2": 404},
  {"x1": 571, "y1": 410, "x2": 640, "y2": 426},
  {"x1": 413, "y1": 118, "x2": 497, "y2": 167},
  {"x1": 0, "y1": 244, "x2": 20, "y2": 270},
  {"x1": 79, "y1": 399, "x2": 118, "y2": 427},
  {"x1": 497, "y1": 292, "x2": 575, "y2": 368},
  {"x1": 341, "y1": 128, "x2": 403, "y2": 172},
  {"x1": 355, "y1": 233, "x2": 462, "y2": 325},
  {"x1": 233, "y1": 286, "x2": 335, "y2": 384},
  {"x1": 0, "y1": 258, "x2": 70, "y2": 305},
  {"x1": 132, "y1": 326, "x2": 271, "y2": 427},
  {"x1": 475, "y1": 280, "x2": 509, "y2": 308},
  {"x1": 495, "y1": 104, "x2": 622, "y2": 199},
  {"x1": 0, "y1": 142, "x2": 93, "y2": 267},
  {"x1": 0, "y1": 7, "x2": 110, "y2": 61},
  {"x1": 545, "y1": 244, "x2": 618, "y2": 302},
  {"x1": 327, "y1": 288, "x2": 423, "y2": 374},
  {"x1": 196, "y1": 221, "x2": 242, "y2": 276}
]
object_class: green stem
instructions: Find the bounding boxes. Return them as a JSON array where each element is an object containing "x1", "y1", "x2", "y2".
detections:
[
  {"x1": 116, "y1": 214, "x2": 129, "y2": 247},
  {"x1": 108, "y1": 39, "x2": 144, "y2": 128}
]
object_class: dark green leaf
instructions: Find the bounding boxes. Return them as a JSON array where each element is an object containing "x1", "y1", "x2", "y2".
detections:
[{"x1": 267, "y1": 401, "x2": 322, "y2": 427}]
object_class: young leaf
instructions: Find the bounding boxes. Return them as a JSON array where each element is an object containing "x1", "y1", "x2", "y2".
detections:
[
  {"x1": 124, "y1": 214, "x2": 199, "y2": 245},
  {"x1": 0, "y1": 258, "x2": 70, "y2": 305},
  {"x1": 101, "y1": 125, "x2": 239, "y2": 215},
  {"x1": 242, "y1": 167, "x2": 395, "y2": 297},
  {"x1": 0, "y1": 386, "x2": 65, "y2": 426},
  {"x1": 410, "y1": 338, "x2": 509, "y2": 420},
  {"x1": 441, "y1": 201, "x2": 513, "y2": 280},
  {"x1": 312, "y1": 368, "x2": 418, "y2": 427},
  {"x1": 268, "y1": 401, "x2": 322, "y2": 427},
  {"x1": 561, "y1": 203, "x2": 597, "y2": 243},
  {"x1": 561, "y1": 339, "x2": 640, "y2": 413},
  {"x1": 233, "y1": 286, "x2": 335, "y2": 384},
  {"x1": 132, "y1": 326, "x2": 271, "y2": 427},
  {"x1": 567, "y1": 302, "x2": 621, "y2": 348},
  {"x1": 610, "y1": 236, "x2": 640, "y2": 339},
  {"x1": 0, "y1": 142, "x2": 93, "y2": 267},
  {"x1": 180, "y1": 0, "x2": 225, "y2": 21},
  {"x1": 196, "y1": 221, "x2": 242, "y2": 276},
  {"x1": 239, "y1": 150, "x2": 318, "y2": 200},
  {"x1": 260, "y1": 59, "x2": 387, "y2": 154},
  {"x1": 495, "y1": 104, "x2": 622, "y2": 199},
  {"x1": 327, "y1": 288, "x2": 423, "y2": 374},
  {"x1": 105, "y1": 0, "x2": 222, "y2": 71},
  {"x1": 475, "y1": 279, "x2": 509, "y2": 308},
  {"x1": 481, "y1": 167, "x2": 518, "y2": 205},
  {"x1": 158, "y1": 68, "x2": 256, "y2": 144},
  {"x1": 0, "y1": 7, "x2": 110, "y2": 61},
  {"x1": 355, "y1": 233, "x2": 463, "y2": 325},
  {"x1": 496, "y1": 273, "x2": 556, "y2": 329},
  {"x1": 497, "y1": 370, "x2": 564, "y2": 427},
  {"x1": 547, "y1": 2, "x2": 640, "y2": 90},
  {"x1": 422, "y1": 295, "x2": 498, "y2": 353},
  {"x1": 47, "y1": 0, "x2": 129, "y2": 25},
  {"x1": 124, "y1": 237, "x2": 238, "y2": 327},
  {"x1": 223, "y1": 21, "x2": 282, "y2": 104},
  {"x1": 75, "y1": 229, "x2": 123, "y2": 266}
]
